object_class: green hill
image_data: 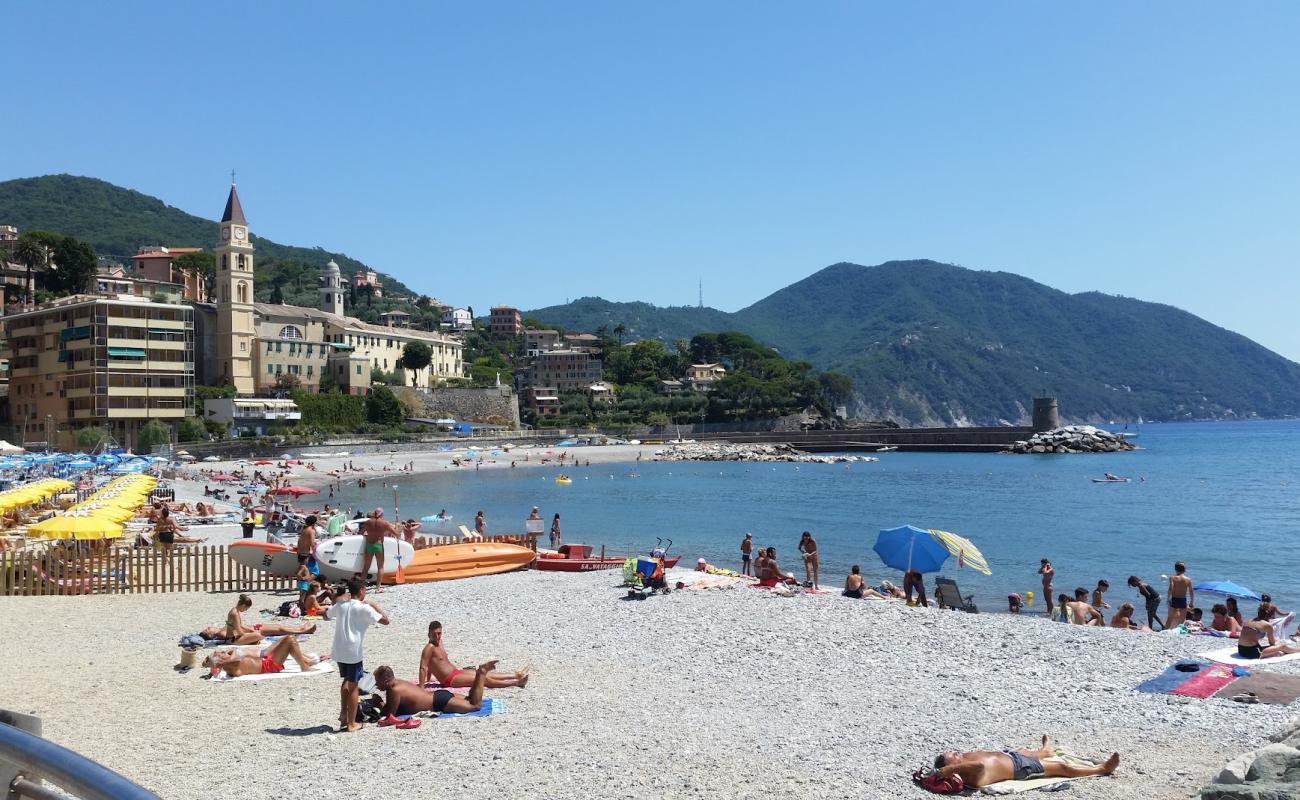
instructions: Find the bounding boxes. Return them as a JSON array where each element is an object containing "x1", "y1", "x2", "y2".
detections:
[
  {"x1": 524, "y1": 297, "x2": 735, "y2": 343},
  {"x1": 0, "y1": 175, "x2": 417, "y2": 310},
  {"x1": 528, "y1": 261, "x2": 1300, "y2": 425}
]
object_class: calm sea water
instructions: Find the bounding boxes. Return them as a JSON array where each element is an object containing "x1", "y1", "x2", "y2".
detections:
[{"x1": 331, "y1": 420, "x2": 1300, "y2": 613}]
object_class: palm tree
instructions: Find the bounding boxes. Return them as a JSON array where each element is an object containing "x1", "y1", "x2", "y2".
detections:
[
  {"x1": 614, "y1": 323, "x2": 627, "y2": 347},
  {"x1": 12, "y1": 237, "x2": 47, "y2": 308}
]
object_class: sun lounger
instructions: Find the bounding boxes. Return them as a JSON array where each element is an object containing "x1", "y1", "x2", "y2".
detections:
[
  {"x1": 935, "y1": 576, "x2": 977, "y2": 612},
  {"x1": 458, "y1": 525, "x2": 482, "y2": 541}
]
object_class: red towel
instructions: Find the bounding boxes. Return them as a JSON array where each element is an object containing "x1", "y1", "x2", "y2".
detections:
[{"x1": 1170, "y1": 665, "x2": 1239, "y2": 698}]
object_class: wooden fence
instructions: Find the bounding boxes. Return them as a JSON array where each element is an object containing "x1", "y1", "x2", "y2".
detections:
[{"x1": 1, "y1": 533, "x2": 541, "y2": 597}]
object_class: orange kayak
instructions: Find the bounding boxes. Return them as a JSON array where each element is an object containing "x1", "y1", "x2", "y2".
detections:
[{"x1": 383, "y1": 542, "x2": 536, "y2": 584}]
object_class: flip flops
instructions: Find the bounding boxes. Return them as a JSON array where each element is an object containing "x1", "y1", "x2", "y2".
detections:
[{"x1": 378, "y1": 715, "x2": 422, "y2": 729}]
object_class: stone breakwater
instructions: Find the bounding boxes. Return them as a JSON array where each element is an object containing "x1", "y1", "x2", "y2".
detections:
[
  {"x1": 1004, "y1": 425, "x2": 1137, "y2": 454},
  {"x1": 1201, "y1": 721, "x2": 1300, "y2": 799},
  {"x1": 654, "y1": 442, "x2": 878, "y2": 464}
]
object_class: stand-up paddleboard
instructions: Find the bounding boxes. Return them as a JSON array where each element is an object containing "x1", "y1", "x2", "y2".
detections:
[
  {"x1": 383, "y1": 542, "x2": 535, "y2": 584},
  {"x1": 314, "y1": 535, "x2": 415, "y2": 581},
  {"x1": 229, "y1": 541, "x2": 301, "y2": 577}
]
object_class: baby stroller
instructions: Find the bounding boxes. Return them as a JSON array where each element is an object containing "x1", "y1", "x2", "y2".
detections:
[{"x1": 625, "y1": 539, "x2": 672, "y2": 600}]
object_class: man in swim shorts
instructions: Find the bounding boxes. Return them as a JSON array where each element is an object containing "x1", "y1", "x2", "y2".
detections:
[
  {"x1": 1237, "y1": 603, "x2": 1300, "y2": 660},
  {"x1": 740, "y1": 533, "x2": 753, "y2": 576},
  {"x1": 419, "y1": 621, "x2": 529, "y2": 688},
  {"x1": 1165, "y1": 560, "x2": 1194, "y2": 628},
  {"x1": 204, "y1": 635, "x2": 318, "y2": 677},
  {"x1": 375, "y1": 661, "x2": 494, "y2": 717},
  {"x1": 359, "y1": 508, "x2": 395, "y2": 591},
  {"x1": 932, "y1": 736, "x2": 1119, "y2": 787}
]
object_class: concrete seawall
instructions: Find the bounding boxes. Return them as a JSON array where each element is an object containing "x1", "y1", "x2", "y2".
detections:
[{"x1": 689, "y1": 426, "x2": 1034, "y2": 453}]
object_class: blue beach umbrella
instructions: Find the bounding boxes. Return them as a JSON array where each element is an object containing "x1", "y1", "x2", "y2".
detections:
[
  {"x1": 873, "y1": 525, "x2": 951, "y2": 574},
  {"x1": 1194, "y1": 581, "x2": 1262, "y2": 601}
]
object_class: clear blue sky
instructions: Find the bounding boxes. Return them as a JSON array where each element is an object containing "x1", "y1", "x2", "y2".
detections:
[{"x1": 4, "y1": 3, "x2": 1299, "y2": 359}]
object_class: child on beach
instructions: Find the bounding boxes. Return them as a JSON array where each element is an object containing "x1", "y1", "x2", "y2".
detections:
[
  {"x1": 1092, "y1": 580, "x2": 1110, "y2": 612},
  {"x1": 327, "y1": 578, "x2": 390, "y2": 732},
  {"x1": 1127, "y1": 575, "x2": 1164, "y2": 631}
]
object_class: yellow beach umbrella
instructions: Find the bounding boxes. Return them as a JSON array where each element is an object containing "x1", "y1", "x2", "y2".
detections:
[
  {"x1": 927, "y1": 529, "x2": 992, "y2": 575},
  {"x1": 29, "y1": 515, "x2": 125, "y2": 540}
]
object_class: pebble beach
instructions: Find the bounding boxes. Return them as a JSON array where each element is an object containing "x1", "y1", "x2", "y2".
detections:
[{"x1": 2, "y1": 567, "x2": 1295, "y2": 799}]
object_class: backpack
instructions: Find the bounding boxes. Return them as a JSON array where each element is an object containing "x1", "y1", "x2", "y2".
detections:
[
  {"x1": 356, "y1": 697, "x2": 384, "y2": 723},
  {"x1": 912, "y1": 769, "x2": 965, "y2": 794},
  {"x1": 278, "y1": 601, "x2": 301, "y2": 618}
]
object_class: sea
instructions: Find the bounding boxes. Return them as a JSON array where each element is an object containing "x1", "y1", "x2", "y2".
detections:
[{"x1": 329, "y1": 419, "x2": 1300, "y2": 614}]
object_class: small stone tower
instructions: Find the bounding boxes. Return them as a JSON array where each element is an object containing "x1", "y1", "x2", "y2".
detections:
[
  {"x1": 1032, "y1": 397, "x2": 1060, "y2": 432},
  {"x1": 320, "y1": 259, "x2": 344, "y2": 316}
]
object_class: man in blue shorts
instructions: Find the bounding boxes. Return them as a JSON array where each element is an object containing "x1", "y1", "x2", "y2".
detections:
[{"x1": 327, "y1": 577, "x2": 389, "y2": 732}]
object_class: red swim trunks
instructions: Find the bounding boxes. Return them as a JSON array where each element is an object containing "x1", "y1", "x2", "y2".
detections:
[
  {"x1": 444, "y1": 668, "x2": 464, "y2": 685},
  {"x1": 260, "y1": 656, "x2": 284, "y2": 674}
]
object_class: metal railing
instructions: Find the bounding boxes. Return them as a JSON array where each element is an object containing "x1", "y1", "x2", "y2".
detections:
[{"x1": 0, "y1": 714, "x2": 159, "y2": 800}]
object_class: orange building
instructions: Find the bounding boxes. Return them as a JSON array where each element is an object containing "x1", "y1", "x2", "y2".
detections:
[{"x1": 131, "y1": 246, "x2": 208, "y2": 302}]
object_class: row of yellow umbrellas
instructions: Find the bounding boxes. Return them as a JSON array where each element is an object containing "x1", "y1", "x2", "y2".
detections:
[
  {"x1": 0, "y1": 478, "x2": 74, "y2": 512},
  {"x1": 28, "y1": 475, "x2": 157, "y2": 540}
]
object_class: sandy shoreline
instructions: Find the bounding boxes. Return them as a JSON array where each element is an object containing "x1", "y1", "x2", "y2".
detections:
[{"x1": 3, "y1": 568, "x2": 1297, "y2": 799}]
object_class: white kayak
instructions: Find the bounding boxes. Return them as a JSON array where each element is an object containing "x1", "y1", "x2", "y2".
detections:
[{"x1": 313, "y1": 535, "x2": 415, "y2": 581}]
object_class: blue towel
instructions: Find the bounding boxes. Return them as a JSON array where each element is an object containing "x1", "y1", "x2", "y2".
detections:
[
  {"x1": 1135, "y1": 660, "x2": 1210, "y2": 694},
  {"x1": 397, "y1": 698, "x2": 506, "y2": 720}
]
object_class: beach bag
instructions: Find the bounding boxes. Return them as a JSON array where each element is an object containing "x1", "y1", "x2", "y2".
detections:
[
  {"x1": 356, "y1": 697, "x2": 383, "y2": 724},
  {"x1": 278, "y1": 601, "x2": 301, "y2": 618},
  {"x1": 912, "y1": 769, "x2": 964, "y2": 794}
]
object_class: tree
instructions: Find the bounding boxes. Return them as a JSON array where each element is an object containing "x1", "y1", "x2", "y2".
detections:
[
  {"x1": 318, "y1": 370, "x2": 340, "y2": 394},
  {"x1": 399, "y1": 341, "x2": 433, "y2": 386},
  {"x1": 818, "y1": 371, "x2": 855, "y2": 407},
  {"x1": 269, "y1": 283, "x2": 284, "y2": 304},
  {"x1": 614, "y1": 323, "x2": 627, "y2": 347},
  {"x1": 172, "y1": 251, "x2": 215, "y2": 299},
  {"x1": 274, "y1": 372, "x2": 301, "y2": 394},
  {"x1": 76, "y1": 426, "x2": 110, "y2": 449},
  {"x1": 177, "y1": 417, "x2": 207, "y2": 442},
  {"x1": 136, "y1": 420, "x2": 171, "y2": 453},
  {"x1": 365, "y1": 384, "x2": 405, "y2": 427},
  {"x1": 12, "y1": 234, "x2": 48, "y2": 307},
  {"x1": 45, "y1": 235, "x2": 98, "y2": 296}
]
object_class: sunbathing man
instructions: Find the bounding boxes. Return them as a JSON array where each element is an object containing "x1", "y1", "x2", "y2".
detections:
[
  {"x1": 204, "y1": 635, "x2": 319, "y2": 677},
  {"x1": 1238, "y1": 603, "x2": 1300, "y2": 660},
  {"x1": 418, "y1": 621, "x2": 529, "y2": 688},
  {"x1": 933, "y1": 736, "x2": 1119, "y2": 787},
  {"x1": 1211, "y1": 604, "x2": 1241, "y2": 634},
  {"x1": 375, "y1": 662, "x2": 492, "y2": 717},
  {"x1": 756, "y1": 547, "x2": 799, "y2": 588},
  {"x1": 224, "y1": 594, "x2": 316, "y2": 644},
  {"x1": 1066, "y1": 588, "x2": 1104, "y2": 626},
  {"x1": 843, "y1": 565, "x2": 888, "y2": 599}
]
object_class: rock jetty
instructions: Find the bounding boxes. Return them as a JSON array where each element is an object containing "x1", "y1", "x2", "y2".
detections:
[
  {"x1": 1201, "y1": 722, "x2": 1300, "y2": 799},
  {"x1": 654, "y1": 442, "x2": 877, "y2": 464},
  {"x1": 1004, "y1": 425, "x2": 1137, "y2": 454}
]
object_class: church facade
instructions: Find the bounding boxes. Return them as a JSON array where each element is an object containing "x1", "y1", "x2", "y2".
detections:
[{"x1": 194, "y1": 184, "x2": 462, "y2": 396}]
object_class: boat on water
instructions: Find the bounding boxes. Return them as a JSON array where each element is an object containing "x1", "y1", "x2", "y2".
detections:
[
  {"x1": 535, "y1": 544, "x2": 681, "y2": 573},
  {"x1": 876, "y1": 446, "x2": 897, "y2": 452},
  {"x1": 1092, "y1": 475, "x2": 1131, "y2": 483},
  {"x1": 555, "y1": 475, "x2": 572, "y2": 485}
]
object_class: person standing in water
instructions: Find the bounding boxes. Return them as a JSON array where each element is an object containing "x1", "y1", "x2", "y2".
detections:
[
  {"x1": 549, "y1": 513, "x2": 562, "y2": 550},
  {"x1": 1038, "y1": 559, "x2": 1055, "y2": 618}
]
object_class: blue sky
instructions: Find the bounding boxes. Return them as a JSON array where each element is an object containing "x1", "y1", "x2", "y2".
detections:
[{"x1": 3, "y1": 3, "x2": 1299, "y2": 359}]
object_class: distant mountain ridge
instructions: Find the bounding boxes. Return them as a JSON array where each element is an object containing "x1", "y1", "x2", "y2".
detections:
[
  {"x1": 0, "y1": 174, "x2": 414, "y2": 297},
  {"x1": 528, "y1": 261, "x2": 1300, "y2": 425}
]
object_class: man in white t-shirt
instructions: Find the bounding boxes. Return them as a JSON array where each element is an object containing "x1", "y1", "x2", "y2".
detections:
[{"x1": 327, "y1": 577, "x2": 390, "y2": 732}]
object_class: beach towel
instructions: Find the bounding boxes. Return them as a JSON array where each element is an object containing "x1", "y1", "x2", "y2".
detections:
[
  {"x1": 403, "y1": 698, "x2": 506, "y2": 719},
  {"x1": 212, "y1": 658, "x2": 334, "y2": 682},
  {"x1": 1213, "y1": 672, "x2": 1300, "y2": 705},
  {"x1": 1169, "y1": 663, "x2": 1240, "y2": 699},
  {"x1": 1134, "y1": 660, "x2": 1210, "y2": 694},
  {"x1": 979, "y1": 750, "x2": 1100, "y2": 795},
  {"x1": 1200, "y1": 645, "x2": 1300, "y2": 666}
]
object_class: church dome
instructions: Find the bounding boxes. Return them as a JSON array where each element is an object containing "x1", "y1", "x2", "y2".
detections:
[{"x1": 323, "y1": 259, "x2": 340, "y2": 274}]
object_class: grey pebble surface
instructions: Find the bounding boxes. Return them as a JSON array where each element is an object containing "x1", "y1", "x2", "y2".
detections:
[{"x1": 1, "y1": 568, "x2": 1294, "y2": 799}]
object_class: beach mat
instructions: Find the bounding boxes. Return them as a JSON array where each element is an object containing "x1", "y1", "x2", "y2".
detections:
[
  {"x1": 1170, "y1": 663, "x2": 1240, "y2": 698},
  {"x1": 214, "y1": 658, "x2": 334, "y2": 682},
  {"x1": 1135, "y1": 660, "x2": 1210, "y2": 694},
  {"x1": 1213, "y1": 672, "x2": 1300, "y2": 705},
  {"x1": 979, "y1": 750, "x2": 1100, "y2": 795},
  {"x1": 404, "y1": 698, "x2": 506, "y2": 719},
  {"x1": 1201, "y1": 646, "x2": 1300, "y2": 666}
]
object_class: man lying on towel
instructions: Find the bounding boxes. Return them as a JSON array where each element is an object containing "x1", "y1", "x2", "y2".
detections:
[
  {"x1": 418, "y1": 621, "x2": 529, "y2": 688},
  {"x1": 203, "y1": 636, "x2": 319, "y2": 677},
  {"x1": 1239, "y1": 603, "x2": 1300, "y2": 660},
  {"x1": 932, "y1": 736, "x2": 1119, "y2": 787},
  {"x1": 374, "y1": 662, "x2": 492, "y2": 716}
]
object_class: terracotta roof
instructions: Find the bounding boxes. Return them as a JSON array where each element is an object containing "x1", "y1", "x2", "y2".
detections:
[
  {"x1": 250, "y1": 302, "x2": 459, "y2": 344},
  {"x1": 221, "y1": 184, "x2": 247, "y2": 225}
]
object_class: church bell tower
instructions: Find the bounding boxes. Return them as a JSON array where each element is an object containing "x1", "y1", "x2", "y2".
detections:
[{"x1": 214, "y1": 183, "x2": 256, "y2": 395}]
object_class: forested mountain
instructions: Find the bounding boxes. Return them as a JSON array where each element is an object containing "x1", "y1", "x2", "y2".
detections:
[
  {"x1": 529, "y1": 261, "x2": 1300, "y2": 425},
  {"x1": 0, "y1": 175, "x2": 415, "y2": 305}
]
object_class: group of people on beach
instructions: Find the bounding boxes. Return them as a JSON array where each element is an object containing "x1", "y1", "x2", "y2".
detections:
[{"x1": 739, "y1": 531, "x2": 822, "y2": 589}]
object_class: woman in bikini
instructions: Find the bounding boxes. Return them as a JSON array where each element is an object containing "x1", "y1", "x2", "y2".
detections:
[
  {"x1": 1238, "y1": 604, "x2": 1300, "y2": 660},
  {"x1": 224, "y1": 594, "x2": 316, "y2": 645},
  {"x1": 1109, "y1": 603, "x2": 1150, "y2": 631},
  {"x1": 798, "y1": 531, "x2": 820, "y2": 589},
  {"x1": 153, "y1": 506, "x2": 206, "y2": 555},
  {"x1": 204, "y1": 635, "x2": 319, "y2": 677}
]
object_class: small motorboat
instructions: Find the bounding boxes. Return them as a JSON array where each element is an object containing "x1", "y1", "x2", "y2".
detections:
[{"x1": 1092, "y1": 475, "x2": 1131, "y2": 483}]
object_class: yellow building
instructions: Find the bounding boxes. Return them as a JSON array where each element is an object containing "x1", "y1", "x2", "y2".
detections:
[{"x1": 2, "y1": 294, "x2": 194, "y2": 449}]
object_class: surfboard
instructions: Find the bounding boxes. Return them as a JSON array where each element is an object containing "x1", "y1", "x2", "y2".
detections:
[
  {"x1": 314, "y1": 535, "x2": 416, "y2": 580},
  {"x1": 228, "y1": 541, "x2": 302, "y2": 577},
  {"x1": 383, "y1": 542, "x2": 535, "y2": 584}
]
